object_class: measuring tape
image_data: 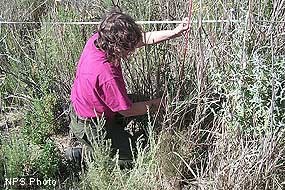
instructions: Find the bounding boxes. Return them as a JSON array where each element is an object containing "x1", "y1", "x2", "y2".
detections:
[{"x1": 0, "y1": 20, "x2": 243, "y2": 25}]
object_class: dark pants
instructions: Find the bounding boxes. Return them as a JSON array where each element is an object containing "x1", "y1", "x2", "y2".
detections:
[
  {"x1": 69, "y1": 94, "x2": 149, "y2": 162},
  {"x1": 69, "y1": 111, "x2": 138, "y2": 161}
]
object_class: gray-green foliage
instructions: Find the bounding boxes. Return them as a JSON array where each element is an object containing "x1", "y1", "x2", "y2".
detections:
[
  {"x1": 1, "y1": 133, "x2": 31, "y2": 178},
  {"x1": 0, "y1": 2, "x2": 84, "y2": 182},
  {"x1": 33, "y1": 139, "x2": 60, "y2": 178},
  {"x1": 22, "y1": 94, "x2": 57, "y2": 144},
  {"x1": 1, "y1": 131, "x2": 59, "y2": 179},
  {"x1": 207, "y1": 10, "x2": 285, "y2": 131},
  {"x1": 82, "y1": 114, "x2": 159, "y2": 190}
]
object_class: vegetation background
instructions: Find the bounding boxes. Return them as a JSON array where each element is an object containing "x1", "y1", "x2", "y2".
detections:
[{"x1": 0, "y1": 0, "x2": 284, "y2": 189}]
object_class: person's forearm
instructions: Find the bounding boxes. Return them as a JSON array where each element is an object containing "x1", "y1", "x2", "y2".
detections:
[
  {"x1": 136, "y1": 17, "x2": 189, "y2": 47},
  {"x1": 123, "y1": 101, "x2": 152, "y2": 116},
  {"x1": 142, "y1": 30, "x2": 179, "y2": 45},
  {"x1": 119, "y1": 98, "x2": 161, "y2": 117}
]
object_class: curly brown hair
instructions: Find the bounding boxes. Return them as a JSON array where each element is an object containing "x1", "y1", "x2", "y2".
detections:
[{"x1": 94, "y1": 10, "x2": 143, "y2": 64}]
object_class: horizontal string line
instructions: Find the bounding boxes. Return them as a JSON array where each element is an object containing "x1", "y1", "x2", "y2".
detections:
[{"x1": 0, "y1": 19, "x2": 284, "y2": 25}]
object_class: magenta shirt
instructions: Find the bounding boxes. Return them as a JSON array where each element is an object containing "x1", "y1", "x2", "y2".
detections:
[{"x1": 70, "y1": 33, "x2": 132, "y2": 119}]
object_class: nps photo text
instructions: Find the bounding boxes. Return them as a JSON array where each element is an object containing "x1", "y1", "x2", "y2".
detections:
[{"x1": 4, "y1": 177, "x2": 56, "y2": 187}]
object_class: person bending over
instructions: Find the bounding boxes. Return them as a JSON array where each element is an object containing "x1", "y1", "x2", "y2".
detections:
[{"x1": 68, "y1": 9, "x2": 189, "y2": 168}]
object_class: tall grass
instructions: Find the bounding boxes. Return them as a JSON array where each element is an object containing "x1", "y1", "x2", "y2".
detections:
[{"x1": 0, "y1": 0, "x2": 285, "y2": 189}]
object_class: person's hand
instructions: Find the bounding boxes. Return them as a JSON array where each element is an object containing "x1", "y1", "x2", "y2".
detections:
[
  {"x1": 173, "y1": 17, "x2": 190, "y2": 36},
  {"x1": 150, "y1": 98, "x2": 161, "y2": 112},
  {"x1": 150, "y1": 97, "x2": 167, "y2": 112}
]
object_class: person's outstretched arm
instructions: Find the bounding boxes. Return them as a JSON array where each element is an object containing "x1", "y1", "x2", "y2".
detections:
[
  {"x1": 119, "y1": 98, "x2": 162, "y2": 117},
  {"x1": 137, "y1": 17, "x2": 190, "y2": 47}
]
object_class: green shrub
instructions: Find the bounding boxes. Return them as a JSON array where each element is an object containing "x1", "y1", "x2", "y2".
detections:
[
  {"x1": 1, "y1": 132, "x2": 32, "y2": 178},
  {"x1": 1, "y1": 131, "x2": 60, "y2": 180},
  {"x1": 22, "y1": 94, "x2": 58, "y2": 144},
  {"x1": 33, "y1": 140, "x2": 60, "y2": 178}
]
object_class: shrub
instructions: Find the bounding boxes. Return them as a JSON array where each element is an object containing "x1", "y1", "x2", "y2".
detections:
[
  {"x1": 22, "y1": 94, "x2": 58, "y2": 144},
  {"x1": 1, "y1": 131, "x2": 60, "y2": 183},
  {"x1": 33, "y1": 139, "x2": 60, "y2": 178}
]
